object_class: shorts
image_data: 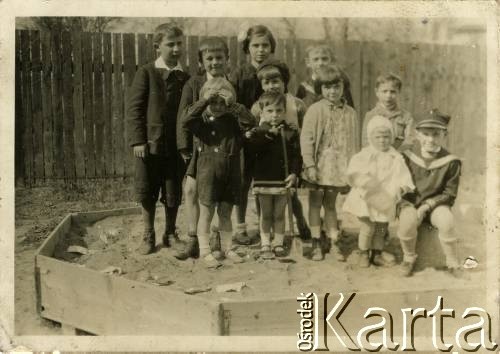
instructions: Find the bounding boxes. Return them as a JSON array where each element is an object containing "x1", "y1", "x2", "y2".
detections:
[
  {"x1": 301, "y1": 179, "x2": 351, "y2": 194},
  {"x1": 134, "y1": 153, "x2": 185, "y2": 207},
  {"x1": 196, "y1": 152, "x2": 241, "y2": 206}
]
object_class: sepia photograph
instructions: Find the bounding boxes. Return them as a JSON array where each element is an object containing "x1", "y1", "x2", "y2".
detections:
[{"x1": 1, "y1": 0, "x2": 498, "y2": 352}]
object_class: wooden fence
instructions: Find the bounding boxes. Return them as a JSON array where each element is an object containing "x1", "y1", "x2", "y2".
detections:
[{"x1": 15, "y1": 30, "x2": 486, "y2": 185}]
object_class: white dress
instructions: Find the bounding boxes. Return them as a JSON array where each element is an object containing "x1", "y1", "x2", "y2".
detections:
[{"x1": 343, "y1": 146, "x2": 415, "y2": 222}]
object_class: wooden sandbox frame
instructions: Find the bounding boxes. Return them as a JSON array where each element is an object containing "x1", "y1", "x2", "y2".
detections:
[{"x1": 34, "y1": 207, "x2": 486, "y2": 336}]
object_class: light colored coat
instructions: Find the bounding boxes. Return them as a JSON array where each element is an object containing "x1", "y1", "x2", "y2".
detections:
[
  {"x1": 343, "y1": 145, "x2": 415, "y2": 222},
  {"x1": 300, "y1": 98, "x2": 359, "y2": 169}
]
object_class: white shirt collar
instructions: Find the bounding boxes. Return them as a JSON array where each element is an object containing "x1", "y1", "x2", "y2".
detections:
[
  {"x1": 154, "y1": 57, "x2": 183, "y2": 71},
  {"x1": 206, "y1": 72, "x2": 228, "y2": 81}
]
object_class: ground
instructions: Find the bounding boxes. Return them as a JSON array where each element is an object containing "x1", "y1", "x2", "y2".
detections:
[{"x1": 14, "y1": 177, "x2": 486, "y2": 335}]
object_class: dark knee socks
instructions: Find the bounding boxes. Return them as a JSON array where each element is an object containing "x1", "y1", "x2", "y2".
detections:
[
  {"x1": 141, "y1": 200, "x2": 156, "y2": 232},
  {"x1": 164, "y1": 205, "x2": 179, "y2": 235}
]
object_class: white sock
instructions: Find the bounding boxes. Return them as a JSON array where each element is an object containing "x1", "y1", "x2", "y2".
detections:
[
  {"x1": 329, "y1": 228, "x2": 339, "y2": 242},
  {"x1": 220, "y1": 230, "x2": 234, "y2": 251},
  {"x1": 198, "y1": 232, "x2": 210, "y2": 257},
  {"x1": 311, "y1": 226, "x2": 321, "y2": 239},
  {"x1": 272, "y1": 233, "x2": 285, "y2": 247},
  {"x1": 261, "y1": 232, "x2": 271, "y2": 247}
]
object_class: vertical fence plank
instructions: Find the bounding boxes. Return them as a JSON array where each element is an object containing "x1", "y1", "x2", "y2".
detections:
[
  {"x1": 188, "y1": 36, "x2": 199, "y2": 76},
  {"x1": 93, "y1": 32, "x2": 105, "y2": 177},
  {"x1": 345, "y1": 40, "x2": 362, "y2": 114},
  {"x1": 41, "y1": 31, "x2": 53, "y2": 179},
  {"x1": 275, "y1": 39, "x2": 285, "y2": 62},
  {"x1": 20, "y1": 31, "x2": 33, "y2": 185},
  {"x1": 30, "y1": 31, "x2": 44, "y2": 181},
  {"x1": 285, "y1": 39, "x2": 297, "y2": 95},
  {"x1": 294, "y1": 39, "x2": 307, "y2": 91},
  {"x1": 103, "y1": 32, "x2": 113, "y2": 176},
  {"x1": 61, "y1": 31, "x2": 76, "y2": 179},
  {"x1": 122, "y1": 33, "x2": 136, "y2": 177},
  {"x1": 51, "y1": 30, "x2": 65, "y2": 179},
  {"x1": 15, "y1": 30, "x2": 25, "y2": 184},
  {"x1": 137, "y1": 33, "x2": 148, "y2": 67},
  {"x1": 112, "y1": 33, "x2": 124, "y2": 177},
  {"x1": 228, "y1": 36, "x2": 238, "y2": 74},
  {"x1": 146, "y1": 33, "x2": 155, "y2": 63},
  {"x1": 82, "y1": 32, "x2": 96, "y2": 178},
  {"x1": 72, "y1": 31, "x2": 86, "y2": 179},
  {"x1": 61, "y1": 31, "x2": 76, "y2": 180}
]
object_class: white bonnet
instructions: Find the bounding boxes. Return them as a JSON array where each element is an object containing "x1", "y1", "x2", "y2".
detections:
[{"x1": 367, "y1": 115, "x2": 394, "y2": 141}]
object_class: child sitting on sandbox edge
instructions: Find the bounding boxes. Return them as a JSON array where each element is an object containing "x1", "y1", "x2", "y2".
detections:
[{"x1": 397, "y1": 109, "x2": 463, "y2": 278}]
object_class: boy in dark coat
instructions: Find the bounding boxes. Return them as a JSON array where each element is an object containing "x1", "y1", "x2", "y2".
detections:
[
  {"x1": 127, "y1": 23, "x2": 190, "y2": 255},
  {"x1": 397, "y1": 109, "x2": 462, "y2": 277}
]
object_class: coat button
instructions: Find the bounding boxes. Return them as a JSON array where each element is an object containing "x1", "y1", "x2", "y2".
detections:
[
  {"x1": 214, "y1": 147, "x2": 219, "y2": 152},
  {"x1": 209, "y1": 116, "x2": 215, "y2": 121},
  {"x1": 198, "y1": 147, "x2": 202, "y2": 152},
  {"x1": 211, "y1": 131, "x2": 216, "y2": 136}
]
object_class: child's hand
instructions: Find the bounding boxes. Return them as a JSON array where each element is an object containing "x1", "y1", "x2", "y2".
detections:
[
  {"x1": 202, "y1": 90, "x2": 218, "y2": 102},
  {"x1": 245, "y1": 128, "x2": 256, "y2": 139},
  {"x1": 285, "y1": 173, "x2": 297, "y2": 188},
  {"x1": 305, "y1": 166, "x2": 318, "y2": 182},
  {"x1": 133, "y1": 144, "x2": 148, "y2": 158},
  {"x1": 179, "y1": 149, "x2": 192, "y2": 162},
  {"x1": 218, "y1": 90, "x2": 234, "y2": 106},
  {"x1": 416, "y1": 204, "x2": 431, "y2": 223},
  {"x1": 268, "y1": 125, "x2": 281, "y2": 136}
]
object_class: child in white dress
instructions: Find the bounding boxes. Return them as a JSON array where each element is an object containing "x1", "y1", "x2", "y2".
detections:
[{"x1": 343, "y1": 116, "x2": 415, "y2": 267}]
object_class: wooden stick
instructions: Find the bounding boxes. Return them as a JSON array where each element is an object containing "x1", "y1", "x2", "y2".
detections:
[{"x1": 280, "y1": 126, "x2": 295, "y2": 236}]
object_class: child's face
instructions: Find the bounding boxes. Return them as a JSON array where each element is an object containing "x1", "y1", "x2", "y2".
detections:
[
  {"x1": 369, "y1": 128, "x2": 392, "y2": 152},
  {"x1": 157, "y1": 35, "x2": 183, "y2": 67},
  {"x1": 201, "y1": 49, "x2": 228, "y2": 77},
  {"x1": 208, "y1": 96, "x2": 228, "y2": 117},
  {"x1": 306, "y1": 49, "x2": 332, "y2": 75},
  {"x1": 321, "y1": 81, "x2": 344, "y2": 104},
  {"x1": 248, "y1": 35, "x2": 272, "y2": 64},
  {"x1": 261, "y1": 77, "x2": 285, "y2": 94},
  {"x1": 416, "y1": 128, "x2": 446, "y2": 153},
  {"x1": 261, "y1": 102, "x2": 285, "y2": 126},
  {"x1": 375, "y1": 82, "x2": 400, "y2": 109}
]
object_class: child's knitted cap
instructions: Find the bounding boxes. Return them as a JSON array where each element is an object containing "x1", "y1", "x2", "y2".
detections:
[
  {"x1": 200, "y1": 77, "x2": 236, "y2": 103},
  {"x1": 367, "y1": 115, "x2": 394, "y2": 141}
]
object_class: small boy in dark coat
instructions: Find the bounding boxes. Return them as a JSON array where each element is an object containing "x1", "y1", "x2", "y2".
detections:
[
  {"x1": 183, "y1": 78, "x2": 256, "y2": 268},
  {"x1": 127, "y1": 24, "x2": 190, "y2": 255},
  {"x1": 248, "y1": 92, "x2": 301, "y2": 259},
  {"x1": 397, "y1": 109, "x2": 462, "y2": 277}
]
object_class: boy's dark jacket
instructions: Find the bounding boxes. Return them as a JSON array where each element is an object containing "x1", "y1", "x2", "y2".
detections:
[
  {"x1": 127, "y1": 62, "x2": 190, "y2": 155},
  {"x1": 176, "y1": 74, "x2": 207, "y2": 153},
  {"x1": 248, "y1": 122, "x2": 301, "y2": 187},
  {"x1": 182, "y1": 99, "x2": 256, "y2": 155},
  {"x1": 402, "y1": 144, "x2": 461, "y2": 211}
]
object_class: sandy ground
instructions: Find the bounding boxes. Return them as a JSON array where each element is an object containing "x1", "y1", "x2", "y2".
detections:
[{"x1": 15, "y1": 179, "x2": 486, "y2": 335}]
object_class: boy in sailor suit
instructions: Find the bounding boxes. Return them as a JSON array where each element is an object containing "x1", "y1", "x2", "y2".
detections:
[{"x1": 397, "y1": 109, "x2": 462, "y2": 277}]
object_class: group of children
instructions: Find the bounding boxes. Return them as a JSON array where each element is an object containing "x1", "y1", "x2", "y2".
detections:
[{"x1": 127, "y1": 23, "x2": 462, "y2": 277}]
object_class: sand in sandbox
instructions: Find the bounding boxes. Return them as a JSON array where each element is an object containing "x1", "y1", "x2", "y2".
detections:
[{"x1": 52, "y1": 198, "x2": 485, "y2": 302}]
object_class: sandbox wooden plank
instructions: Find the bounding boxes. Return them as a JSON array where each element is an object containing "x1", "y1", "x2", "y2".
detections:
[
  {"x1": 70, "y1": 206, "x2": 141, "y2": 224},
  {"x1": 37, "y1": 255, "x2": 222, "y2": 335},
  {"x1": 221, "y1": 287, "x2": 485, "y2": 336},
  {"x1": 35, "y1": 213, "x2": 73, "y2": 257}
]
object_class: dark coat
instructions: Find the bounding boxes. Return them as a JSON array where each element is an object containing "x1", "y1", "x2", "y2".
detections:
[
  {"x1": 176, "y1": 74, "x2": 207, "y2": 153},
  {"x1": 127, "y1": 62, "x2": 190, "y2": 155},
  {"x1": 248, "y1": 122, "x2": 301, "y2": 188},
  {"x1": 229, "y1": 63, "x2": 262, "y2": 110}
]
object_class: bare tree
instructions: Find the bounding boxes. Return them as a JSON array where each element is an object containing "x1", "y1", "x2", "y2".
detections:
[
  {"x1": 280, "y1": 18, "x2": 298, "y2": 41},
  {"x1": 31, "y1": 17, "x2": 119, "y2": 32}
]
